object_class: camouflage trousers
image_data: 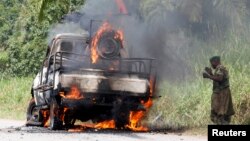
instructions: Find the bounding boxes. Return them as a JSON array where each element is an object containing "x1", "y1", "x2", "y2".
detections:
[{"x1": 211, "y1": 88, "x2": 235, "y2": 125}]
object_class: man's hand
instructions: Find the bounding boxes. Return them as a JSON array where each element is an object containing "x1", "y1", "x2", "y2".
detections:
[
  {"x1": 203, "y1": 72, "x2": 211, "y2": 79},
  {"x1": 205, "y1": 67, "x2": 212, "y2": 75}
]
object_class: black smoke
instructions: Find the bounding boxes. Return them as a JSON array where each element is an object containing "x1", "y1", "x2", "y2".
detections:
[{"x1": 49, "y1": 0, "x2": 192, "y2": 81}]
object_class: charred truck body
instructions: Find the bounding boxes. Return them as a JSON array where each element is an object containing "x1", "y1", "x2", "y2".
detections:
[{"x1": 26, "y1": 24, "x2": 157, "y2": 130}]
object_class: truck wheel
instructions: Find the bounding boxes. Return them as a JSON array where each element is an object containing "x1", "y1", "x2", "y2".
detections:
[
  {"x1": 49, "y1": 98, "x2": 63, "y2": 130},
  {"x1": 115, "y1": 111, "x2": 129, "y2": 129},
  {"x1": 113, "y1": 100, "x2": 129, "y2": 129},
  {"x1": 64, "y1": 110, "x2": 76, "y2": 129},
  {"x1": 26, "y1": 98, "x2": 43, "y2": 126}
]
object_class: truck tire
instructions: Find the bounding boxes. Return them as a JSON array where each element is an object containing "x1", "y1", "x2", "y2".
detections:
[
  {"x1": 64, "y1": 110, "x2": 76, "y2": 129},
  {"x1": 113, "y1": 99, "x2": 130, "y2": 129},
  {"x1": 26, "y1": 98, "x2": 43, "y2": 126},
  {"x1": 49, "y1": 98, "x2": 63, "y2": 130},
  {"x1": 114, "y1": 108, "x2": 129, "y2": 129}
]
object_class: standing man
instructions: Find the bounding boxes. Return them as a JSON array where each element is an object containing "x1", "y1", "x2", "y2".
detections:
[{"x1": 203, "y1": 56, "x2": 235, "y2": 125}]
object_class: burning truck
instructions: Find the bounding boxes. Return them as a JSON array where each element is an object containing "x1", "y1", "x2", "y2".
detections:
[{"x1": 26, "y1": 21, "x2": 157, "y2": 131}]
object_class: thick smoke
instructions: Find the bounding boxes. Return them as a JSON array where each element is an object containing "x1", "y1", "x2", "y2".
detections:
[{"x1": 49, "y1": 0, "x2": 191, "y2": 81}]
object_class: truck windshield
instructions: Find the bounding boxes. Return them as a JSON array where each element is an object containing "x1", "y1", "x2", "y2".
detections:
[{"x1": 60, "y1": 40, "x2": 88, "y2": 55}]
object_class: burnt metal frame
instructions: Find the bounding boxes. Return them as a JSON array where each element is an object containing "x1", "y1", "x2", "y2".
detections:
[{"x1": 36, "y1": 51, "x2": 156, "y2": 92}]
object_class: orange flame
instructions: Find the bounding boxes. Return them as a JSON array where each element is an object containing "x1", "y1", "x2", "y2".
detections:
[
  {"x1": 94, "y1": 120, "x2": 116, "y2": 129},
  {"x1": 68, "y1": 127, "x2": 85, "y2": 132},
  {"x1": 91, "y1": 22, "x2": 124, "y2": 64},
  {"x1": 126, "y1": 99, "x2": 153, "y2": 131},
  {"x1": 68, "y1": 120, "x2": 115, "y2": 132},
  {"x1": 115, "y1": 29, "x2": 124, "y2": 41},
  {"x1": 149, "y1": 77, "x2": 155, "y2": 96},
  {"x1": 60, "y1": 108, "x2": 69, "y2": 122},
  {"x1": 91, "y1": 22, "x2": 111, "y2": 63},
  {"x1": 115, "y1": 0, "x2": 128, "y2": 14},
  {"x1": 126, "y1": 78, "x2": 154, "y2": 131},
  {"x1": 60, "y1": 85, "x2": 83, "y2": 100},
  {"x1": 41, "y1": 110, "x2": 49, "y2": 127},
  {"x1": 127, "y1": 111, "x2": 148, "y2": 131}
]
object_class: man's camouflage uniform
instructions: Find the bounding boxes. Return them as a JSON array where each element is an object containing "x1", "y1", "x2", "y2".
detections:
[{"x1": 211, "y1": 64, "x2": 235, "y2": 124}]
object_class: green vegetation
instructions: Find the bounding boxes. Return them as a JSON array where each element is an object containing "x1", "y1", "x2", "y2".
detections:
[
  {"x1": 0, "y1": 77, "x2": 32, "y2": 119},
  {"x1": 1, "y1": 0, "x2": 85, "y2": 76},
  {"x1": 0, "y1": 0, "x2": 250, "y2": 128}
]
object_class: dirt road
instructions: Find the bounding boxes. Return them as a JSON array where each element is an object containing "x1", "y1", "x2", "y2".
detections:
[{"x1": 0, "y1": 119, "x2": 207, "y2": 141}]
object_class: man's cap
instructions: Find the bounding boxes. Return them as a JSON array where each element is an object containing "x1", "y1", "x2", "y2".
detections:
[{"x1": 210, "y1": 56, "x2": 220, "y2": 62}]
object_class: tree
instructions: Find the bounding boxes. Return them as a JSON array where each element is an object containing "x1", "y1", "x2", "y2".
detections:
[
  {"x1": 38, "y1": 0, "x2": 85, "y2": 21},
  {"x1": 5, "y1": 0, "x2": 85, "y2": 76},
  {"x1": 0, "y1": 0, "x2": 24, "y2": 49}
]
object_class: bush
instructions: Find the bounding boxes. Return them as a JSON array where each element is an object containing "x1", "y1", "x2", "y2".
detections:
[
  {"x1": 0, "y1": 51, "x2": 8, "y2": 72},
  {"x1": 7, "y1": 37, "x2": 46, "y2": 76}
]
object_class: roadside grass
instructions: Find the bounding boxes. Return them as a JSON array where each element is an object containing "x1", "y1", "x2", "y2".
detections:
[{"x1": 0, "y1": 76, "x2": 33, "y2": 120}]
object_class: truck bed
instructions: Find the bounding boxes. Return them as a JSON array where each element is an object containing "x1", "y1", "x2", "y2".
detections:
[{"x1": 60, "y1": 69, "x2": 149, "y2": 95}]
